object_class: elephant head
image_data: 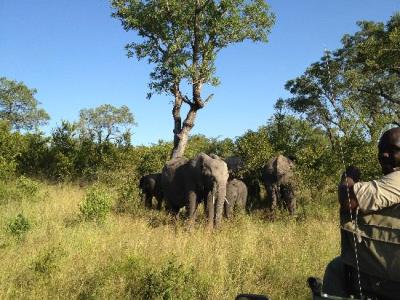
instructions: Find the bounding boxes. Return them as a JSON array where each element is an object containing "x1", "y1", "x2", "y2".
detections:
[
  {"x1": 225, "y1": 178, "x2": 248, "y2": 218},
  {"x1": 139, "y1": 173, "x2": 163, "y2": 209}
]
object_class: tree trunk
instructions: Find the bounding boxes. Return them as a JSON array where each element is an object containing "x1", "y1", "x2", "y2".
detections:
[
  {"x1": 171, "y1": 105, "x2": 201, "y2": 158},
  {"x1": 170, "y1": 2, "x2": 204, "y2": 159}
]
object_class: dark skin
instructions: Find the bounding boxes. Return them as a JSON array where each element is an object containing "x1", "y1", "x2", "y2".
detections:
[{"x1": 339, "y1": 127, "x2": 400, "y2": 212}]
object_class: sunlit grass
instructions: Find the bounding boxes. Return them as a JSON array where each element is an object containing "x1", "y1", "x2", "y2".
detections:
[{"x1": 0, "y1": 184, "x2": 340, "y2": 299}]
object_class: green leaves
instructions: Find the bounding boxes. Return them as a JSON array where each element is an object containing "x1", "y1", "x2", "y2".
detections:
[
  {"x1": 7, "y1": 213, "x2": 31, "y2": 238},
  {"x1": 79, "y1": 185, "x2": 113, "y2": 222},
  {"x1": 112, "y1": 0, "x2": 274, "y2": 97},
  {"x1": 78, "y1": 104, "x2": 136, "y2": 144},
  {"x1": 0, "y1": 77, "x2": 49, "y2": 131},
  {"x1": 284, "y1": 13, "x2": 400, "y2": 152}
]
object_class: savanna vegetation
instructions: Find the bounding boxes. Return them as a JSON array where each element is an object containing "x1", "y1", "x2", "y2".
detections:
[{"x1": 1, "y1": 5, "x2": 399, "y2": 300}]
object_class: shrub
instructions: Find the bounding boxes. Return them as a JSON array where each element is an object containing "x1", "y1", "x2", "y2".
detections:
[
  {"x1": 16, "y1": 176, "x2": 41, "y2": 197},
  {"x1": 7, "y1": 214, "x2": 31, "y2": 237},
  {"x1": 32, "y1": 246, "x2": 64, "y2": 275},
  {"x1": 0, "y1": 120, "x2": 22, "y2": 180},
  {"x1": 0, "y1": 176, "x2": 44, "y2": 205},
  {"x1": 130, "y1": 258, "x2": 208, "y2": 300},
  {"x1": 114, "y1": 172, "x2": 142, "y2": 214},
  {"x1": 79, "y1": 185, "x2": 113, "y2": 222}
]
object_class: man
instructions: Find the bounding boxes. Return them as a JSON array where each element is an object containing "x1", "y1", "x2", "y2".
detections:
[{"x1": 322, "y1": 127, "x2": 400, "y2": 299}]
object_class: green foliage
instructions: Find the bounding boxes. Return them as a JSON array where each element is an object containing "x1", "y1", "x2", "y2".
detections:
[
  {"x1": 134, "y1": 141, "x2": 173, "y2": 176},
  {"x1": 0, "y1": 120, "x2": 21, "y2": 180},
  {"x1": 282, "y1": 14, "x2": 400, "y2": 188},
  {"x1": 234, "y1": 127, "x2": 274, "y2": 179},
  {"x1": 266, "y1": 111, "x2": 338, "y2": 195},
  {"x1": 32, "y1": 246, "x2": 64, "y2": 275},
  {"x1": 47, "y1": 121, "x2": 78, "y2": 180},
  {"x1": 78, "y1": 104, "x2": 136, "y2": 144},
  {"x1": 112, "y1": 0, "x2": 275, "y2": 97},
  {"x1": 130, "y1": 258, "x2": 208, "y2": 300},
  {"x1": 185, "y1": 134, "x2": 214, "y2": 158},
  {"x1": 79, "y1": 185, "x2": 113, "y2": 222},
  {"x1": 7, "y1": 213, "x2": 31, "y2": 237},
  {"x1": 341, "y1": 13, "x2": 400, "y2": 115},
  {"x1": 104, "y1": 168, "x2": 142, "y2": 214},
  {"x1": 208, "y1": 137, "x2": 235, "y2": 158},
  {"x1": 0, "y1": 77, "x2": 49, "y2": 131},
  {"x1": 112, "y1": 0, "x2": 274, "y2": 158},
  {"x1": 0, "y1": 176, "x2": 44, "y2": 205},
  {"x1": 17, "y1": 133, "x2": 50, "y2": 177},
  {"x1": 15, "y1": 176, "x2": 41, "y2": 197}
]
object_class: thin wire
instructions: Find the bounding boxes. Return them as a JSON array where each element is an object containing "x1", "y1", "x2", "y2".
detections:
[{"x1": 324, "y1": 49, "x2": 363, "y2": 299}]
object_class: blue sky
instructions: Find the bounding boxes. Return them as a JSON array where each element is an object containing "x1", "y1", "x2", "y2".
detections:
[{"x1": 1, "y1": 0, "x2": 399, "y2": 145}]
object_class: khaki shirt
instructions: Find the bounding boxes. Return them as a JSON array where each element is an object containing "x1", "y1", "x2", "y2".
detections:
[{"x1": 354, "y1": 171, "x2": 400, "y2": 213}]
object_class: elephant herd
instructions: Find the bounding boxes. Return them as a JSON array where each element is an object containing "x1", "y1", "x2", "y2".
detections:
[{"x1": 139, "y1": 153, "x2": 296, "y2": 229}]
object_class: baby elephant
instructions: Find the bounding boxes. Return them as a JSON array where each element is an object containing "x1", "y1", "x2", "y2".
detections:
[
  {"x1": 139, "y1": 173, "x2": 163, "y2": 210},
  {"x1": 225, "y1": 179, "x2": 248, "y2": 218}
]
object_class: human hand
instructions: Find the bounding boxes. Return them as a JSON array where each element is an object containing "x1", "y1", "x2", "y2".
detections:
[
  {"x1": 340, "y1": 165, "x2": 361, "y2": 183},
  {"x1": 338, "y1": 177, "x2": 358, "y2": 211}
]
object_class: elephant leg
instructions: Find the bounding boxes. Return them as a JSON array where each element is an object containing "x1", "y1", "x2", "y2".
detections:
[
  {"x1": 186, "y1": 190, "x2": 198, "y2": 225},
  {"x1": 281, "y1": 183, "x2": 295, "y2": 215},
  {"x1": 156, "y1": 197, "x2": 162, "y2": 210},
  {"x1": 143, "y1": 193, "x2": 152, "y2": 209}
]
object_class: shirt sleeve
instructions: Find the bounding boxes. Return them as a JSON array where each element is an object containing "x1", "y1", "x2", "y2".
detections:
[{"x1": 353, "y1": 171, "x2": 400, "y2": 213}]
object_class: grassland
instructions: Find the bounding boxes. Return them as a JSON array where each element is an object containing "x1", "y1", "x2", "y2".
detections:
[{"x1": 0, "y1": 183, "x2": 340, "y2": 299}]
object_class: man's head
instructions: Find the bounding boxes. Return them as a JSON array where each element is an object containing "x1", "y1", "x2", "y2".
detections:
[{"x1": 378, "y1": 127, "x2": 400, "y2": 174}]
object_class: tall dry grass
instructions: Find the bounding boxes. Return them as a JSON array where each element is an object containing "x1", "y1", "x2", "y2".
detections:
[{"x1": 0, "y1": 183, "x2": 340, "y2": 299}]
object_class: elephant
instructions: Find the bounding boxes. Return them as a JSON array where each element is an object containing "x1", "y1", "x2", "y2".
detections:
[
  {"x1": 225, "y1": 179, "x2": 248, "y2": 218},
  {"x1": 139, "y1": 173, "x2": 163, "y2": 210},
  {"x1": 262, "y1": 154, "x2": 296, "y2": 215},
  {"x1": 161, "y1": 153, "x2": 229, "y2": 228}
]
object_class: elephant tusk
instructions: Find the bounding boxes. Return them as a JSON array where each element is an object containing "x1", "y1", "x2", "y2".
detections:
[
  {"x1": 225, "y1": 197, "x2": 229, "y2": 205},
  {"x1": 212, "y1": 194, "x2": 215, "y2": 205}
]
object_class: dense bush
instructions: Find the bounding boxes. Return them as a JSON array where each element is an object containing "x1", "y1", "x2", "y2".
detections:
[
  {"x1": 79, "y1": 185, "x2": 113, "y2": 222},
  {"x1": 7, "y1": 214, "x2": 31, "y2": 237},
  {"x1": 133, "y1": 258, "x2": 208, "y2": 300},
  {"x1": 0, "y1": 176, "x2": 44, "y2": 205},
  {"x1": 0, "y1": 120, "x2": 22, "y2": 180}
]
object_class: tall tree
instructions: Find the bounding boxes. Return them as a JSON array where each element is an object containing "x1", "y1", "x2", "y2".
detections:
[
  {"x1": 78, "y1": 104, "x2": 136, "y2": 144},
  {"x1": 284, "y1": 13, "x2": 400, "y2": 145},
  {"x1": 340, "y1": 13, "x2": 400, "y2": 111},
  {"x1": 112, "y1": 0, "x2": 275, "y2": 158},
  {"x1": 0, "y1": 77, "x2": 50, "y2": 131},
  {"x1": 284, "y1": 51, "x2": 352, "y2": 146}
]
